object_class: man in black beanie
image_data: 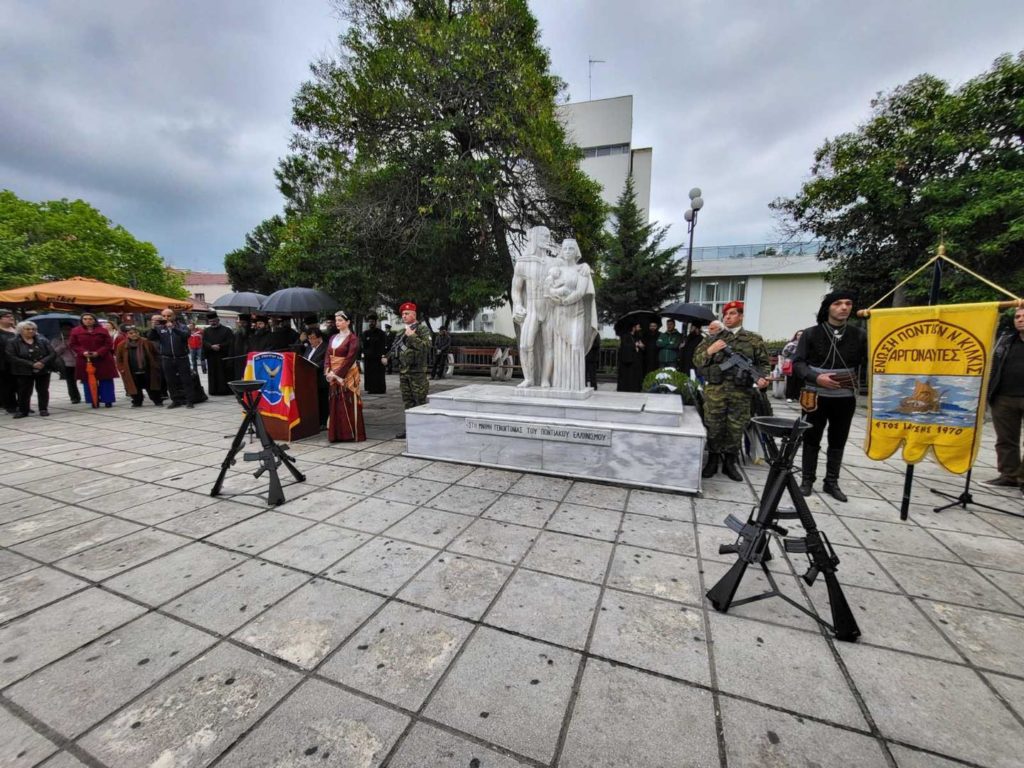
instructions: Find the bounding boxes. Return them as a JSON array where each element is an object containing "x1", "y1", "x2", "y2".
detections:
[{"x1": 792, "y1": 290, "x2": 868, "y2": 501}]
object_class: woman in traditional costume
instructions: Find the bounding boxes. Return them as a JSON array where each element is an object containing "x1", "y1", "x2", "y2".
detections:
[
  {"x1": 68, "y1": 312, "x2": 118, "y2": 407},
  {"x1": 325, "y1": 311, "x2": 366, "y2": 442}
]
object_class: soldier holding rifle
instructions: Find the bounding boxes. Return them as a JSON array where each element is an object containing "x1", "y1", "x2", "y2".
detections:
[{"x1": 694, "y1": 301, "x2": 770, "y2": 481}]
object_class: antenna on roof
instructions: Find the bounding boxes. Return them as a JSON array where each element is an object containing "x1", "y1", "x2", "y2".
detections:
[{"x1": 588, "y1": 58, "x2": 605, "y2": 101}]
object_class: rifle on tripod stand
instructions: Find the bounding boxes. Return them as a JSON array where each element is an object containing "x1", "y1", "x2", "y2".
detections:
[{"x1": 706, "y1": 416, "x2": 861, "y2": 641}]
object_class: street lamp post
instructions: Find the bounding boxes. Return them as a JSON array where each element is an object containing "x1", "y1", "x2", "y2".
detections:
[{"x1": 682, "y1": 187, "x2": 704, "y2": 303}]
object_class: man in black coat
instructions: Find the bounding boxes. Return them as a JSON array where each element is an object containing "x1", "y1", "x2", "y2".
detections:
[
  {"x1": 985, "y1": 305, "x2": 1024, "y2": 490},
  {"x1": 0, "y1": 308, "x2": 18, "y2": 413},
  {"x1": 300, "y1": 327, "x2": 329, "y2": 429},
  {"x1": 792, "y1": 290, "x2": 867, "y2": 501},
  {"x1": 201, "y1": 312, "x2": 235, "y2": 395},
  {"x1": 361, "y1": 316, "x2": 388, "y2": 394}
]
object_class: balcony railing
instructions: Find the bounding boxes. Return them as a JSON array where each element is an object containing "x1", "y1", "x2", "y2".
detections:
[{"x1": 687, "y1": 241, "x2": 823, "y2": 262}]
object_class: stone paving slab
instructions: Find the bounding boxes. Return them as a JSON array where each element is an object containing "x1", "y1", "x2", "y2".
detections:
[
  {"x1": 2, "y1": 382, "x2": 1024, "y2": 767},
  {"x1": 214, "y1": 677, "x2": 409, "y2": 767},
  {"x1": 6, "y1": 613, "x2": 217, "y2": 738},
  {"x1": 78, "y1": 643, "x2": 301, "y2": 768},
  {"x1": 322, "y1": 601, "x2": 473, "y2": 710}
]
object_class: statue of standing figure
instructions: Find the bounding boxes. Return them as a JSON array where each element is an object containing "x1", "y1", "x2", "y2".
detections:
[{"x1": 511, "y1": 227, "x2": 598, "y2": 392}]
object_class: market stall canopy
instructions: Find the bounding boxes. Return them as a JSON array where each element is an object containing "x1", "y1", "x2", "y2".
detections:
[{"x1": 0, "y1": 277, "x2": 193, "y2": 312}]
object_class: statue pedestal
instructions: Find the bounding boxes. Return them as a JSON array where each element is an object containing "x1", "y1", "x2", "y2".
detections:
[
  {"x1": 508, "y1": 386, "x2": 594, "y2": 401},
  {"x1": 405, "y1": 384, "x2": 705, "y2": 494}
]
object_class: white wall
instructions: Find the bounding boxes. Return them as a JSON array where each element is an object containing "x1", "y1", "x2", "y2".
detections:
[
  {"x1": 756, "y1": 274, "x2": 830, "y2": 341},
  {"x1": 558, "y1": 95, "x2": 632, "y2": 147},
  {"x1": 630, "y1": 148, "x2": 652, "y2": 220},
  {"x1": 580, "y1": 153, "x2": 632, "y2": 211}
]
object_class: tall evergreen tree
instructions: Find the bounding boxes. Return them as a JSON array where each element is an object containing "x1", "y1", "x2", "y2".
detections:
[{"x1": 597, "y1": 175, "x2": 684, "y2": 324}]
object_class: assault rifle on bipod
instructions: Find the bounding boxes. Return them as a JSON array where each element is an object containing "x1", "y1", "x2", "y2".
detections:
[
  {"x1": 211, "y1": 380, "x2": 305, "y2": 506},
  {"x1": 705, "y1": 416, "x2": 861, "y2": 642}
]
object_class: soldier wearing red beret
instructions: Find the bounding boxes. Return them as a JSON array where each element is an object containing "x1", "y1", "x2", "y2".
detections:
[{"x1": 694, "y1": 300, "x2": 771, "y2": 481}]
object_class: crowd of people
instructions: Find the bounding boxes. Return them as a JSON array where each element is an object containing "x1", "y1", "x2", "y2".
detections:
[
  {"x1": 615, "y1": 317, "x2": 695, "y2": 392},
  {"x1": 0, "y1": 303, "x2": 434, "y2": 445}
]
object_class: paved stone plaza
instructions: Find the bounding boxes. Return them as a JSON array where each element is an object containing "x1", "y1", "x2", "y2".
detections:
[{"x1": 2, "y1": 376, "x2": 1024, "y2": 767}]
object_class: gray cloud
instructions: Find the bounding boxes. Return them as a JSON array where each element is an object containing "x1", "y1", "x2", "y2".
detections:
[{"x1": 2, "y1": 0, "x2": 1022, "y2": 270}]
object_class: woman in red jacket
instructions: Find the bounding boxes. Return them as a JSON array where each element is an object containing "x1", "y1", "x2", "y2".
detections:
[{"x1": 68, "y1": 312, "x2": 118, "y2": 407}]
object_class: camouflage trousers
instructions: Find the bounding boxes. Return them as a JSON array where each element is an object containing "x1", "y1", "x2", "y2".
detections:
[
  {"x1": 703, "y1": 383, "x2": 751, "y2": 454},
  {"x1": 400, "y1": 371, "x2": 429, "y2": 410}
]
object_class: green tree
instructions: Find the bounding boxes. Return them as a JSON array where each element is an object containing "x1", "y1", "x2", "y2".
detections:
[
  {"x1": 224, "y1": 216, "x2": 287, "y2": 295},
  {"x1": 597, "y1": 175, "x2": 684, "y2": 324},
  {"x1": 0, "y1": 190, "x2": 186, "y2": 297},
  {"x1": 280, "y1": 0, "x2": 606, "y2": 322},
  {"x1": 772, "y1": 53, "x2": 1024, "y2": 306}
]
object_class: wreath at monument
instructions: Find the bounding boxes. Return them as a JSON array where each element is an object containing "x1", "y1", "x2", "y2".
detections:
[{"x1": 643, "y1": 367, "x2": 703, "y2": 407}]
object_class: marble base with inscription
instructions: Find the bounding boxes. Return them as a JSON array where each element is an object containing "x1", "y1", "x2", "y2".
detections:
[{"x1": 404, "y1": 384, "x2": 706, "y2": 494}]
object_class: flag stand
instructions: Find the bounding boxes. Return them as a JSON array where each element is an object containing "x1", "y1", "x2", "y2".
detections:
[{"x1": 859, "y1": 246, "x2": 1023, "y2": 521}]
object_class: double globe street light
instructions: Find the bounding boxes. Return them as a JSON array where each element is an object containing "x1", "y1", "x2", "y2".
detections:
[{"x1": 682, "y1": 187, "x2": 704, "y2": 303}]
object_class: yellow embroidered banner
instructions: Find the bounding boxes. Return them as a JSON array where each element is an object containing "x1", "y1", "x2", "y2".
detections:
[{"x1": 866, "y1": 302, "x2": 999, "y2": 473}]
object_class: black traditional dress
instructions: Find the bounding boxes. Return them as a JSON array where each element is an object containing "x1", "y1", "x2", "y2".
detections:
[{"x1": 616, "y1": 332, "x2": 645, "y2": 392}]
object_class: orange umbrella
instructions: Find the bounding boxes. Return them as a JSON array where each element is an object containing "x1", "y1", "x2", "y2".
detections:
[
  {"x1": 85, "y1": 359, "x2": 100, "y2": 408},
  {"x1": 0, "y1": 277, "x2": 193, "y2": 312}
]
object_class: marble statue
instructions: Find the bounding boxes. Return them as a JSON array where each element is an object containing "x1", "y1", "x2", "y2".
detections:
[
  {"x1": 544, "y1": 239, "x2": 598, "y2": 391},
  {"x1": 512, "y1": 227, "x2": 597, "y2": 393},
  {"x1": 511, "y1": 226, "x2": 559, "y2": 387}
]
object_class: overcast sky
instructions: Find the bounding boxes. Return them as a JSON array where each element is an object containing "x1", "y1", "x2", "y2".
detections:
[{"x1": 3, "y1": 0, "x2": 1022, "y2": 271}]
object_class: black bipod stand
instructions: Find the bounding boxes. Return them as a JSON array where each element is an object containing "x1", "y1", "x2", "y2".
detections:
[
  {"x1": 211, "y1": 380, "x2": 305, "y2": 506},
  {"x1": 706, "y1": 416, "x2": 861, "y2": 642},
  {"x1": 930, "y1": 469, "x2": 1023, "y2": 519}
]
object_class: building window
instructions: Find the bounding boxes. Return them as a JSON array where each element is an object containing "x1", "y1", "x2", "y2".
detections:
[
  {"x1": 693, "y1": 278, "x2": 746, "y2": 317},
  {"x1": 193, "y1": 292, "x2": 205, "y2": 303},
  {"x1": 582, "y1": 143, "x2": 630, "y2": 159}
]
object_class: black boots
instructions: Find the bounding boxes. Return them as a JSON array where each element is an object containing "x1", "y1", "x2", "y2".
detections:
[
  {"x1": 823, "y1": 448, "x2": 848, "y2": 502},
  {"x1": 800, "y1": 446, "x2": 818, "y2": 497},
  {"x1": 702, "y1": 452, "x2": 719, "y2": 478},
  {"x1": 721, "y1": 453, "x2": 743, "y2": 482}
]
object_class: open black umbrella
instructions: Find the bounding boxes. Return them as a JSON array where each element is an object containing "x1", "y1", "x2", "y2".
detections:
[
  {"x1": 29, "y1": 312, "x2": 80, "y2": 340},
  {"x1": 212, "y1": 292, "x2": 267, "y2": 313},
  {"x1": 659, "y1": 301, "x2": 716, "y2": 326},
  {"x1": 259, "y1": 287, "x2": 338, "y2": 315},
  {"x1": 613, "y1": 309, "x2": 659, "y2": 336}
]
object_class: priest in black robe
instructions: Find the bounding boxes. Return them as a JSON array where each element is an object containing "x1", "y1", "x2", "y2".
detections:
[
  {"x1": 232, "y1": 315, "x2": 251, "y2": 380},
  {"x1": 361, "y1": 315, "x2": 388, "y2": 394},
  {"x1": 202, "y1": 313, "x2": 234, "y2": 395}
]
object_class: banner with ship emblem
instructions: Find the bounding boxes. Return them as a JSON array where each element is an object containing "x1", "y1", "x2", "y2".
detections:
[{"x1": 866, "y1": 302, "x2": 1000, "y2": 473}]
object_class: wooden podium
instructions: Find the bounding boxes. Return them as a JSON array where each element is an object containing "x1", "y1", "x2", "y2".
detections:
[{"x1": 244, "y1": 352, "x2": 321, "y2": 443}]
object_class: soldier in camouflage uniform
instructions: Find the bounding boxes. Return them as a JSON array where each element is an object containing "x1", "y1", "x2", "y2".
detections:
[
  {"x1": 388, "y1": 301, "x2": 432, "y2": 438},
  {"x1": 693, "y1": 300, "x2": 770, "y2": 481}
]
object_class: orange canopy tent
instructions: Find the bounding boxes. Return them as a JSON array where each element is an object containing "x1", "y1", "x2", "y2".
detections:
[{"x1": 0, "y1": 277, "x2": 193, "y2": 312}]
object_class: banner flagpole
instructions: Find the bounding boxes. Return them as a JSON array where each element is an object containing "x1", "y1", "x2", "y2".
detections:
[{"x1": 859, "y1": 245, "x2": 1023, "y2": 521}]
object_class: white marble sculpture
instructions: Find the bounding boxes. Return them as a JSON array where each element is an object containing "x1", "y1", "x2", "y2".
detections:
[
  {"x1": 511, "y1": 226, "x2": 558, "y2": 388},
  {"x1": 544, "y1": 239, "x2": 598, "y2": 391},
  {"x1": 512, "y1": 227, "x2": 598, "y2": 393}
]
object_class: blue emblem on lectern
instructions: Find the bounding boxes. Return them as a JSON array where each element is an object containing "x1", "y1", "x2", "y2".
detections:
[{"x1": 252, "y1": 352, "x2": 285, "y2": 405}]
